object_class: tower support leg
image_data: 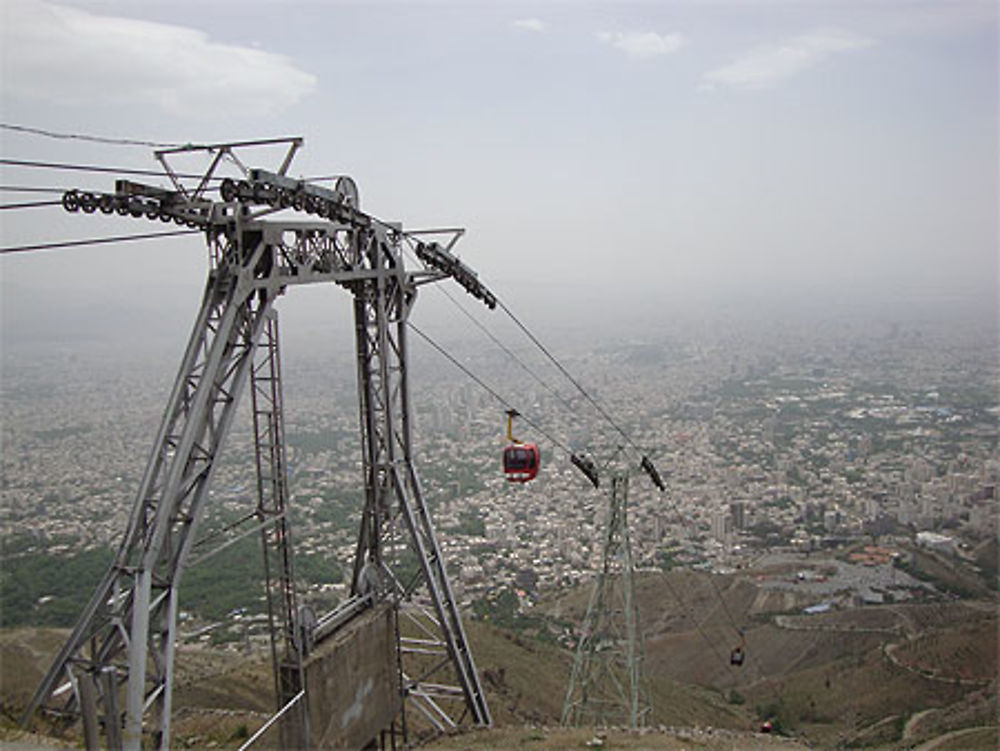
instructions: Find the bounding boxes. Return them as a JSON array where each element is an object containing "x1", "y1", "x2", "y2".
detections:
[
  {"x1": 24, "y1": 228, "x2": 275, "y2": 749},
  {"x1": 250, "y1": 310, "x2": 309, "y2": 749},
  {"x1": 562, "y1": 474, "x2": 651, "y2": 728},
  {"x1": 348, "y1": 230, "x2": 490, "y2": 736}
]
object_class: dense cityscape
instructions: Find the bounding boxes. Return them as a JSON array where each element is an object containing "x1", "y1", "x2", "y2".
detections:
[{"x1": 2, "y1": 309, "x2": 996, "y2": 634}]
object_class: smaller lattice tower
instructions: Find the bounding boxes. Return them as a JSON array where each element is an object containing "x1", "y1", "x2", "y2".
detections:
[{"x1": 561, "y1": 472, "x2": 652, "y2": 729}]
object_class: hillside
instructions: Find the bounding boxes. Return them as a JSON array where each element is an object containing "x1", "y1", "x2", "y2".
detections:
[
  {"x1": 3, "y1": 566, "x2": 997, "y2": 749},
  {"x1": 540, "y1": 568, "x2": 998, "y2": 749},
  {"x1": 420, "y1": 725, "x2": 809, "y2": 750}
]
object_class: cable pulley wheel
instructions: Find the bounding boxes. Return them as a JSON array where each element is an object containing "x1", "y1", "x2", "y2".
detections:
[
  {"x1": 219, "y1": 178, "x2": 238, "y2": 203},
  {"x1": 61, "y1": 191, "x2": 80, "y2": 212},
  {"x1": 253, "y1": 183, "x2": 273, "y2": 204},
  {"x1": 335, "y1": 176, "x2": 359, "y2": 208}
]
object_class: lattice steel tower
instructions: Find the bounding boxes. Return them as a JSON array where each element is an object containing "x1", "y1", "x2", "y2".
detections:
[
  {"x1": 23, "y1": 138, "x2": 492, "y2": 750},
  {"x1": 561, "y1": 472, "x2": 652, "y2": 729}
]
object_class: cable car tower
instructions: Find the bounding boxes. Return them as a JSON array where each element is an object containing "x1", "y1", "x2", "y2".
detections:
[
  {"x1": 22, "y1": 138, "x2": 492, "y2": 749},
  {"x1": 561, "y1": 466, "x2": 653, "y2": 729}
]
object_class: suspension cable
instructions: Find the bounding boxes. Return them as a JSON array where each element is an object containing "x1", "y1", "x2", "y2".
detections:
[
  {"x1": 655, "y1": 483, "x2": 747, "y2": 641},
  {"x1": 659, "y1": 572, "x2": 741, "y2": 680},
  {"x1": 0, "y1": 229, "x2": 200, "y2": 255},
  {"x1": 400, "y1": 243, "x2": 579, "y2": 417},
  {"x1": 495, "y1": 297, "x2": 643, "y2": 456},
  {"x1": 0, "y1": 158, "x2": 209, "y2": 180},
  {"x1": 1, "y1": 123, "x2": 183, "y2": 149},
  {"x1": 0, "y1": 185, "x2": 71, "y2": 194},
  {"x1": 407, "y1": 321, "x2": 573, "y2": 456},
  {"x1": 439, "y1": 286, "x2": 577, "y2": 411},
  {"x1": 707, "y1": 568, "x2": 744, "y2": 637},
  {"x1": 0, "y1": 200, "x2": 63, "y2": 210}
]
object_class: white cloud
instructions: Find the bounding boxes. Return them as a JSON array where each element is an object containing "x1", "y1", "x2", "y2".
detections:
[
  {"x1": 702, "y1": 30, "x2": 874, "y2": 89},
  {"x1": 1, "y1": 1, "x2": 317, "y2": 118},
  {"x1": 597, "y1": 31, "x2": 686, "y2": 59},
  {"x1": 512, "y1": 18, "x2": 547, "y2": 33}
]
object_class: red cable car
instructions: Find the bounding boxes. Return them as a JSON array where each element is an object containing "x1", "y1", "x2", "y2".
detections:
[{"x1": 503, "y1": 410, "x2": 539, "y2": 483}]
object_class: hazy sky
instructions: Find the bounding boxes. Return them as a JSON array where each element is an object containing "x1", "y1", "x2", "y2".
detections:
[{"x1": 1, "y1": 0, "x2": 996, "y2": 351}]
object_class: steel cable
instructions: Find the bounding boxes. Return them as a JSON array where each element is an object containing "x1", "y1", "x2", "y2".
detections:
[
  {"x1": 0, "y1": 200, "x2": 63, "y2": 210},
  {"x1": 495, "y1": 297, "x2": 644, "y2": 456},
  {"x1": 407, "y1": 321, "x2": 574, "y2": 456},
  {"x1": 0, "y1": 185, "x2": 71, "y2": 194},
  {"x1": 1, "y1": 123, "x2": 183, "y2": 149},
  {"x1": 433, "y1": 283, "x2": 578, "y2": 414},
  {"x1": 0, "y1": 229, "x2": 200, "y2": 255}
]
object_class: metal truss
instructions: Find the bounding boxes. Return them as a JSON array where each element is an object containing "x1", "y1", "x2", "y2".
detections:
[
  {"x1": 24, "y1": 139, "x2": 490, "y2": 749},
  {"x1": 561, "y1": 474, "x2": 652, "y2": 729},
  {"x1": 250, "y1": 312, "x2": 309, "y2": 748}
]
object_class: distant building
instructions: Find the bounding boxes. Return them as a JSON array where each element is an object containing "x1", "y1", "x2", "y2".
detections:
[
  {"x1": 711, "y1": 511, "x2": 732, "y2": 542},
  {"x1": 862, "y1": 514, "x2": 898, "y2": 537},
  {"x1": 823, "y1": 508, "x2": 841, "y2": 532},
  {"x1": 915, "y1": 531, "x2": 955, "y2": 554},
  {"x1": 730, "y1": 500, "x2": 747, "y2": 531}
]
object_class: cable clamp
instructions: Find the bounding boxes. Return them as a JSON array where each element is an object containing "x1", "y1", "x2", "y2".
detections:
[{"x1": 571, "y1": 453, "x2": 600, "y2": 489}]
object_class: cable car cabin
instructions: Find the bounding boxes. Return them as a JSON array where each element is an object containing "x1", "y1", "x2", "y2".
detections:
[
  {"x1": 503, "y1": 443, "x2": 540, "y2": 483},
  {"x1": 730, "y1": 646, "x2": 745, "y2": 666},
  {"x1": 730, "y1": 629, "x2": 747, "y2": 666},
  {"x1": 502, "y1": 409, "x2": 539, "y2": 483}
]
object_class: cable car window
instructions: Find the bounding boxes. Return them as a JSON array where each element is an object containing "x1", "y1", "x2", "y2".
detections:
[{"x1": 504, "y1": 448, "x2": 531, "y2": 470}]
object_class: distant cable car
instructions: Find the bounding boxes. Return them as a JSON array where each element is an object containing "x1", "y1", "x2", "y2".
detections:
[
  {"x1": 730, "y1": 630, "x2": 746, "y2": 666},
  {"x1": 730, "y1": 645, "x2": 745, "y2": 666},
  {"x1": 503, "y1": 409, "x2": 539, "y2": 483}
]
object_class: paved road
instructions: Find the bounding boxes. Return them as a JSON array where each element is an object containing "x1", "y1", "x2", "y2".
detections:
[
  {"x1": 911, "y1": 725, "x2": 999, "y2": 750},
  {"x1": 903, "y1": 707, "x2": 938, "y2": 740}
]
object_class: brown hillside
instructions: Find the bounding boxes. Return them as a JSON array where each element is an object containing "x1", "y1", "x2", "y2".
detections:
[
  {"x1": 543, "y1": 570, "x2": 998, "y2": 748},
  {"x1": 892, "y1": 619, "x2": 998, "y2": 683},
  {"x1": 2, "y1": 571, "x2": 996, "y2": 750},
  {"x1": 421, "y1": 725, "x2": 810, "y2": 750},
  {"x1": 0, "y1": 629, "x2": 70, "y2": 716},
  {"x1": 463, "y1": 619, "x2": 754, "y2": 731}
]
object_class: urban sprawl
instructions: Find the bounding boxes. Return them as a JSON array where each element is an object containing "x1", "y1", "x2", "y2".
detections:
[{"x1": 2, "y1": 314, "x2": 996, "y2": 642}]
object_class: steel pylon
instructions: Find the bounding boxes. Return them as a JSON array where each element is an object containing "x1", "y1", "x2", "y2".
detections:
[
  {"x1": 561, "y1": 473, "x2": 652, "y2": 729},
  {"x1": 23, "y1": 139, "x2": 491, "y2": 749}
]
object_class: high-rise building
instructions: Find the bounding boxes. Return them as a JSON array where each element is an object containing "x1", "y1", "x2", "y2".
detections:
[
  {"x1": 730, "y1": 500, "x2": 746, "y2": 530},
  {"x1": 712, "y1": 510, "x2": 733, "y2": 541}
]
